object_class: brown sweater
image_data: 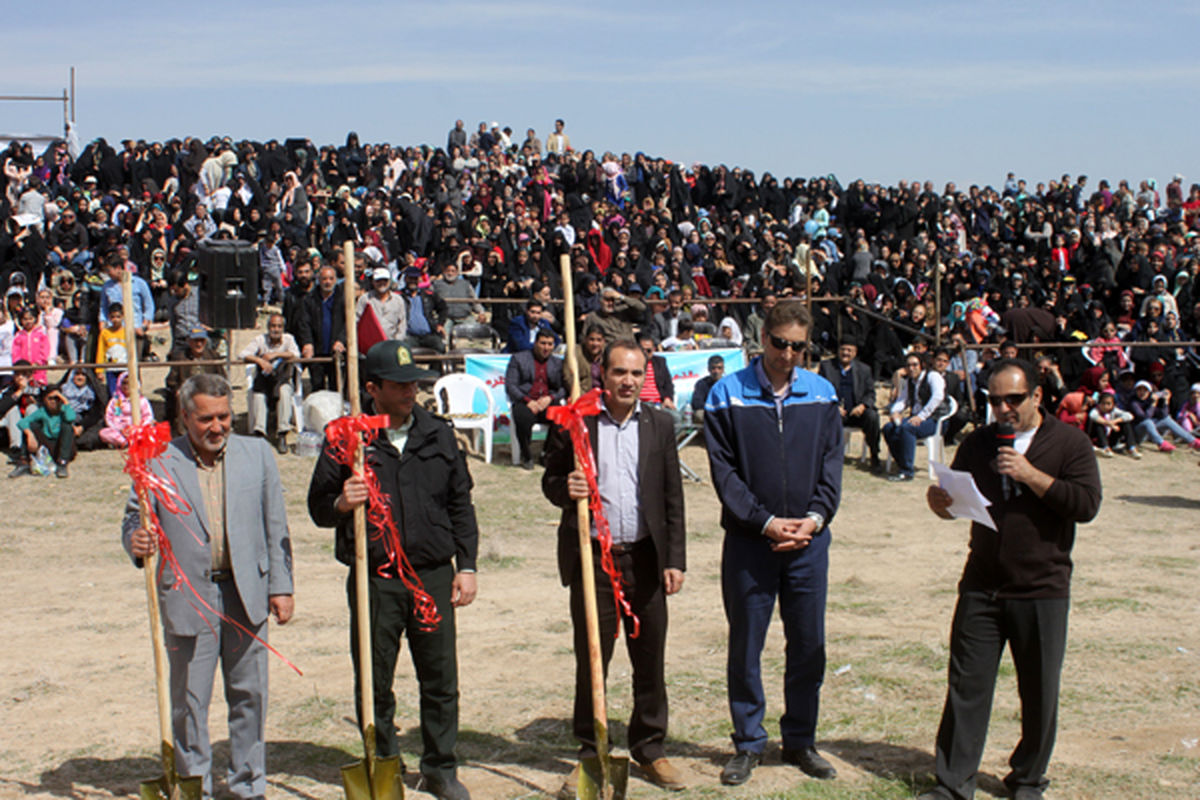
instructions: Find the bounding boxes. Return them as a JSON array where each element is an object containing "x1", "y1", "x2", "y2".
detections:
[{"x1": 950, "y1": 413, "x2": 1102, "y2": 599}]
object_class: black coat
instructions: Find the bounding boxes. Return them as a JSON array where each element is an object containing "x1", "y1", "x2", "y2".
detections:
[
  {"x1": 308, "y1": 405, "x2": 479, "y2": 572},
  {"x1": 297, "y1": 287, "x2": 346, "y2": 352},
  {"x1": 818, "y1": 357, "x2": 875, "y2": 410},
  {"x1": 541, "y1": 405, "x2": 686, "y2": 586}
]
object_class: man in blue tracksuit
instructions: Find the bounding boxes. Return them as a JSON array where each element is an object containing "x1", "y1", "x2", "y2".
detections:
[{"x1": 705, "y1": 301, "x2": 843, "y2": 787}]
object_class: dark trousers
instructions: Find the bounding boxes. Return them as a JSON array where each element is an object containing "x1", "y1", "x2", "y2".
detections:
[
  {"x1": 511, "y1": 401, "x2": 550, "y2": 464},
  {"x1": 347, "y1": 563, "x2": 459, "y2": 781},
  {"x1": 944, "y1": 409, "x2": 971, "y2": 447},
  {"x1": 403, "y1": 333, "x2": 446, "y2": 355},
  {"x1": 1090, "y1": 419, "x2": 1135, "y2": 451},
  {"x1": 933, "y1": 592, "x2": 1069, "y2": 800},
  {"x1": 842, "y1": 407, "x2": 880, "y2": 460},
  {"x1": 23, "y1": 417, "x2": 76, "y2": 464},
  {"x1": 883, "y1": 415, "x2": 939, "y2": 475},
  {"x1": 721, "y1": 531, "x2": 828, "y2": 753},
  {"x1": 569, "y1": 538, "x2": 668, "y2": 763}
]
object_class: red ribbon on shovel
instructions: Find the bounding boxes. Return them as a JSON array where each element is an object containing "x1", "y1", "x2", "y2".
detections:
[
  {"x1": 124, "y1": 421, "x2": 301, "y2": 675},
  {"x1": 547, "y1": 389, "x2": 640, "y2": 638},
  {"x1": 325, "y1": 414, "x2": 441, "y2": 632}
]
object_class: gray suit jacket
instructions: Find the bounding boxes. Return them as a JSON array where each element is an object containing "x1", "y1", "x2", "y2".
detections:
[{"x1": 122, "y1": 433, "x2": 293, "y2": 636}]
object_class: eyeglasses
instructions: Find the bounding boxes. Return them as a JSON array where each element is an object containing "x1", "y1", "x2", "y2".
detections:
[
  {"x1": 988, "y1": 392, "x2": 1028, "y2": 408},
  {"x1": 767, "y1": 334, "x2": 806, "y2": 352}
]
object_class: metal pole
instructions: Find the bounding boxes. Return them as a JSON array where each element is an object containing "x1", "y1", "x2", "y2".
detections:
[
  {"x1": 61, "y1": 90, "x2": 68, "y2": 137},
  {"x1": 70, "y1": 66, "x2": 76, "y2": 123}
]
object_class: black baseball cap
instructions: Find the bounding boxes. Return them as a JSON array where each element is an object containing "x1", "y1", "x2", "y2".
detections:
[{"x1": 364, "y1": 340, "x2": 438, "y2": 383}]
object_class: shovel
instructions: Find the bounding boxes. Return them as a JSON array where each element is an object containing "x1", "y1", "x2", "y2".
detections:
[
  {"x1": 122, "y1": 270, "x2": 204, "y2": 800},
  {"x1": 338, "y1": 241, "x2": 404, "y2": 800},
  {"x1": 559, "y1": 254, "x2": 629, "y2": 800}
]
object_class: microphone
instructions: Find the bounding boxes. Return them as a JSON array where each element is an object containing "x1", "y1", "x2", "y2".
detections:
[{"x1": 995, "y1": 422, "x2": 1018, "y2": 500}]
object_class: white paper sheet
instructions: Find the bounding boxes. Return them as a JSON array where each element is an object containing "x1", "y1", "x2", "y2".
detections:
[{"x1": 931, "y1": 462, "x2": 996, "y2": 532}]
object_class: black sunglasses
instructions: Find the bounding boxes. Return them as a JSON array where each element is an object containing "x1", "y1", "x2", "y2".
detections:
[
  {"x1": 988, "y1": 392, "x2": 1028, "y2": 407},
  {"x1": 767, "y1": 333, "x2": 806, "y2": 352}
]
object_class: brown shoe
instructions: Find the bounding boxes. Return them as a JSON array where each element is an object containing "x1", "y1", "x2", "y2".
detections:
[
  {"x1": 638, "y1": 758, "x2": 686, "y2": 791},
  {"x1": 556, "y1": 765, "x2": 579, "y2": 800}
]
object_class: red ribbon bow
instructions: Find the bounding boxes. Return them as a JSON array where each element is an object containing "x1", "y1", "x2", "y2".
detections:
[
  {"x1": 125, "y1": 421, "x2": 301, "y2": 675},
  {"x1": 325, "y1": 414, "x2": 441, "y2": 631},
  {"x1": 547, "y1": 389, "x2": 641, "y2": 638}
]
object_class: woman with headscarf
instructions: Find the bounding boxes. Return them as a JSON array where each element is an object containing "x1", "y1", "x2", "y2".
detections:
[
  {"x1": 278, "y1": 171, "x2": 311, "y2": 227},
  {"x1": 59, "y1": 367, "x2": 107, "y2": 450},
  {"x1": 585, "y1": 229, "x2": 612, "y2": 275},
  {"x1": 601, "y1": 159, "x2": 628, "y2": 210},
  {"x1": 1140, "y1": 273, "x2": 1178, "y2": 318}
]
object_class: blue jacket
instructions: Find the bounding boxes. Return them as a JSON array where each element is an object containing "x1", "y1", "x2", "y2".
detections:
[
  {"x1": 100, "y1": 274, "x2": 156, "y2": 329},
  {"x1": 504, "y1": 314, "x2": 559, "y2": 353},
  {"x1": 704, "y1": 358, "x2": 843, "y2": 538}
]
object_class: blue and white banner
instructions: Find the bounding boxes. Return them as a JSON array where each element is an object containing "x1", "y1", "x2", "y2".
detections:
[{"x1": 462, "y1": 348, "x2": 745, "y2": 416}]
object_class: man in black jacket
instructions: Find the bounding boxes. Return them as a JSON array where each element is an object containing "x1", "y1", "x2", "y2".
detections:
[
  {"x1": 818, "y1": 342, "x2": 880, "y2": 469},
  {"x1": 282, "y1": 255, "x2": 315, "y2": 341},
  {"x1": 922, "y1": 359, "x2": 1101, "y2": 800},
  {"x1": 298, "y1": 265, "x2": 345, "y2": 392},
  {"x1": 400, "y1": 266, "x2": 448, "y2": 353},
  {"x1": 307, "y1": 341, "x2": 479, "y2": 800}
]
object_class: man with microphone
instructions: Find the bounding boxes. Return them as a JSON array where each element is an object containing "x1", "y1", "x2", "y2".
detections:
[{"x1": 921, "y1": 358, "x2": 1101, "y2": 800}]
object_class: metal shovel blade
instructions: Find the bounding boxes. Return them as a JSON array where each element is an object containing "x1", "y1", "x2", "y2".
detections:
[
  {"x1": 576, "y1": 754, "x2": 629, "y2": 800},
  {"x1": 138, "y1": 775, "x2": 203, "y2": 800},
  {"x1": 139, "y1": 742, "x2": 203, "y2": 800},
  {"x1": 342, "y1": 754, "x2": 404, "y2": 800}
]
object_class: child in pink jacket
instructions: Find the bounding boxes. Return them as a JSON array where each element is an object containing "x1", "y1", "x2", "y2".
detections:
[
  {"x1": 11, "y1": 307, "x2": 50, "y2": 386},
  {"x1": 99, "y1": 371, "x2": 154, "y2": 448}
]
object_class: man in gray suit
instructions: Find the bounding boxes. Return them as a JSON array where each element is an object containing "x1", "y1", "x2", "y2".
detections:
[{"x1": 123, "y1": 373, "x2": 294, "y2": 800}]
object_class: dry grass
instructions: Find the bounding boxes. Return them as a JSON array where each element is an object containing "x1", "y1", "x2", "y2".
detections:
[{"x1": 1, "y1": 338, "x2": 1199, "y2": 798}]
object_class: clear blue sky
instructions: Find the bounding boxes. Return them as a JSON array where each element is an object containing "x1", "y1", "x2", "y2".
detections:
[{"x1": 3, "y1": 1, "x2": 1196, "y2": 190}]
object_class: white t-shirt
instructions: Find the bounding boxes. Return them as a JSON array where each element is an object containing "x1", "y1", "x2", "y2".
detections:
[
  {"x1": 1014, "y1": 426, "x2": 1036, "y2": 455},
  {"x1": 0, "y1": 318, "x2": 13, "y2": 370}
]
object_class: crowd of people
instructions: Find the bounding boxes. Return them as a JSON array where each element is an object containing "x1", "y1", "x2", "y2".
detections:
[{"x1": 3, "y1": 121, "x2": 1200, "y2": 477}]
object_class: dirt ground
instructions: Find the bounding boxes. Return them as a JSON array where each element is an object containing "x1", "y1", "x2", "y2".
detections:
[{"x1": 2, "y1": 352, "x2": 1199, "y2": 800}]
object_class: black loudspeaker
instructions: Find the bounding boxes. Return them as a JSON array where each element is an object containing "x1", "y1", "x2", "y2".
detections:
[{"x1": 195, "y1": 240, "x2": 258, "y2": 329}]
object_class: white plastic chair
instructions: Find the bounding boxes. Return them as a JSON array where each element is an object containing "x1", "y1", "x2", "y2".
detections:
[
  {"x1": 885, "y1": 396, "x2": 958, "y2": 478},
  {"x1": 244, "y1": 363, "x2": 305, "y2": 435},
  {"x1": 433, "y1": 373, "x2": 494, "y2": 463}
]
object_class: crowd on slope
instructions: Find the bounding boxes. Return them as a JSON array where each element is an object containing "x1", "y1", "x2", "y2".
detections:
[{"x1": 3, "y1": 119, "x2": 1200, "y2": 476}]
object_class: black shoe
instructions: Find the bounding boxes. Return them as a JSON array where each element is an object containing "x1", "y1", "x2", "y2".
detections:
[
  {"x1": 421, "y1": 773, "x2": 470, "y2": 800},
  {"x1": 887, "y1": 472, "x2": 914, "y2": 482},
  {"x1": 55, "y1": 462, "x2": 69, "y2": 479},
  {"x1": 275, "y1": 434, "x2": 289, "y2": 455},
  {"x1": 520, "y1": 459, "x2": 534, "y2": 471},
  {"x1": 782, "y1": 746, "x2": 837, "y2": 780},
  {"x1": 8, "y1": 463, "x2": 30, "y2": 478},
  {"x1": 719, "y1": 750, "x2": 760, "y2": 786}
]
